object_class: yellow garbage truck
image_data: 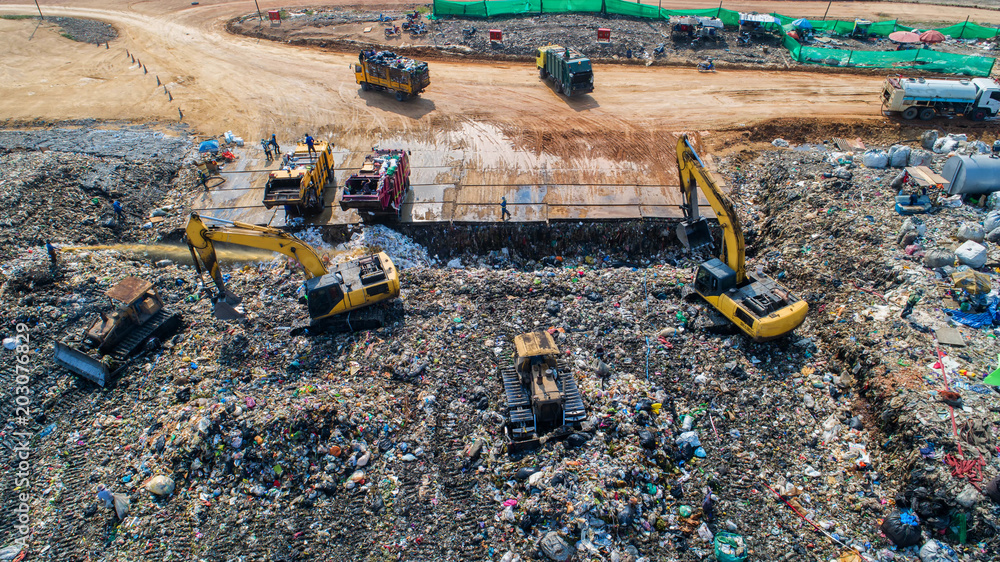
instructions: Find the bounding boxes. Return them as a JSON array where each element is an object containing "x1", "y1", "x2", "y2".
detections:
[{"x1": 354, "y1": 50, "x2": 430, "y2": 101}]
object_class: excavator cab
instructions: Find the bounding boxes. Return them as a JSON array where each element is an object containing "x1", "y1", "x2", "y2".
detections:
[{"x1": 694, "y1": 258, "x2": 737, "y2": 296}]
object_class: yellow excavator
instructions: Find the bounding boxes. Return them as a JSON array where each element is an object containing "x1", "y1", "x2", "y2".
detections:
[
  {"x1": 184, "y1": 213, "x2": 400, "y2": 333},
  {"x1": 675, "y1": 135, "x2": 807, "y2": 341}
]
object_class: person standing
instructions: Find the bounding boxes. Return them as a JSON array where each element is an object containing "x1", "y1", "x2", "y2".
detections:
[
  {"x1": 112, "y1": 200, "x2": 124, "y2": 222},
  {"x1": 270, "y1": 134, "x2": 280, "y2": 154},
  {"x1": 198, "y1": 170, "x2": 210, "y2": 190},
  {"x1": 46, "y1": 241, "x2": 58, "y2": 266},
  {"x1": 500, "y1": 196, "x2": 511, "y2": 221},
  {"x1": 261, "y1": 139, "x2": 272, "y2": 160},
  {"x1": 305, "y1": 134, "x2": 316, "y2": 157}
]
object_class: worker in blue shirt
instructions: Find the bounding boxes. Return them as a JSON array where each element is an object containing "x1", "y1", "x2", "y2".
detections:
[
  {"x1": 500, "y1": 196, "x2": 511, "y2": 221},
  {"x1": 305, "y1": 134, "x2": 316, "y2": 157},
  {"x1": 46, "y1": 241, "x2": 58, "y2": 266},
  {"x1": 112, "y1": 200, "x2": 124, "y2": 222}
]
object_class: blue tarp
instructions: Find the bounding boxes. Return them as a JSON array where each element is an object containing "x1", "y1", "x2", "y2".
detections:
[
  {"x1": 199, "y1": 140, "x2": 220, "y2": 153},
  {"x1": 945, "y1": 297, "x2": 1000, "y2": 328}
]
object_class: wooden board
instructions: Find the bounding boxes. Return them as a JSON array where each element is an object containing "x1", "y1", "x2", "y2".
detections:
[
  {"x1": 936, "y1": 325, "x2": 967, "y2": 347},
  {"x1": 905, "y1": 166, "x2": 950, "y2": 189}
]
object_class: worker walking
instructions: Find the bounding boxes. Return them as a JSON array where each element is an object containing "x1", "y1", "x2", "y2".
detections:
[
  {"x1": 112, "y1": 200, "x2": 124, "y2": 222},
  {"x1": 305, "y1": 134, "x2": 316, "y2": 157},
  {"x1": 269, "y1": 134, "x2": 280, "y2": 154},
  {"x1": 46, "y1": 241, "x2": 58, "y2": 267},
  {"x1": 261, "y1": 139, "x2": 272, "y2": 161},
  {"x1": 500, "y1": 196, "x2": 511, "y2": 221}
]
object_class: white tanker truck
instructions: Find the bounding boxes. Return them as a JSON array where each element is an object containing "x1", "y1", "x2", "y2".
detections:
[{"x1": 881, "y1": 75, "x2": 1000, "y2": 121}]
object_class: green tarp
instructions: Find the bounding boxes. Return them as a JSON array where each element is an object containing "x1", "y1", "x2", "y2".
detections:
[{"x1": 432, "y1": 1, "x2": 998, "y2": 76}]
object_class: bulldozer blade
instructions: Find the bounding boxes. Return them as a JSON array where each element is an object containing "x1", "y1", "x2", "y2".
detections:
[
  {"x1": 676, "y1": 219, "x2": 713, "y2": 250},
  {"x1": 53, "y1": 342, "x2": 109, "y2": 387},
  {"x1": 213, "y1": 300, "x2": 245, "y2": 321}
]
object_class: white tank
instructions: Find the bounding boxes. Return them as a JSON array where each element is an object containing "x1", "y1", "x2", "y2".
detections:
[
  {"x1": 898, "y1": 78, "x2": 978, "y2": 101},
  {"x1": 944, "y1": 155, "x2": 1000, "y2": 195}
]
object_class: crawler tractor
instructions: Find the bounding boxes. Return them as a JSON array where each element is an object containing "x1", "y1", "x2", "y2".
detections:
[{"x1": 499, "y1": 331, "x2": 586, "y2": 451}]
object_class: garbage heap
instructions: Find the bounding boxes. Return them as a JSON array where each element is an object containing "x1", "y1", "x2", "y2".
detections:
[
  {"x1": 2, "y1": 129, "x2": 999, "y2": 562},
  {"x1": 366, "y1": 50, "x2": 429, "y2": 74}
]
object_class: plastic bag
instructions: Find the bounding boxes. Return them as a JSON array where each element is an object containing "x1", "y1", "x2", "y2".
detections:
[
  {"x1": 862, "y1": 150, "x2": 888, "y2": 168},
  {"x1": 881, "y1": 510, "x2": 922, "y2": 547},
  {"x1": 713, "y1": 532, "x2": 748, "y2": 562},
  {"x1": 888, "y1": 145, "x2": 910, "y2": 168},
  {"x1": 918, "y1": 539, "x2": 957, "y2": 562}
]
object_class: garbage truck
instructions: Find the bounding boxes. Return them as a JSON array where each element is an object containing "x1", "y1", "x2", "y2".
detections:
[
  {"x1": 354, "y1": 50, "x2": 430, "y2": 101},
  {"x1": 262, "y1": 140, "x2": 334, "y2": 214},
  {"x1": 340, "y1": 149, "x2": 411, "y2": 218},
  {"x1": 536, "y1": 45, "x2": 594, "y2": 97},
  {"x1": 881, "y1": 76, "x2": 1000, "y2": 121}
]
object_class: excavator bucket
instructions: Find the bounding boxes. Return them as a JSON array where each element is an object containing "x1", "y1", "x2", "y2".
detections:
[
  {"x1": 213, "y1": 300, "x2": 245, "y2": 321},
  {"x1": 676, "y1": 218, "x2": 713, "y2": 250}
]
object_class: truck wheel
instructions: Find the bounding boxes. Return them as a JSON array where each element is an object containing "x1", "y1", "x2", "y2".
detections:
[
  {"x1": 555, "y1": 80, "x2": 563, "y2": 94},
  {"x1": 395, "y1": 91, "x2": 407, "y2": 102},
  {"x1": 563, "y1": 83, "x2": 571, "y2": 97},
  {"x1": 918, "y1": 108, "x2": 936, "y2": 121},
  {"x1": 969, "y1": 108, "x2": 988, "y2": 121},
  {"x1": 539, "y1": 68, "x2": 547, "y2": 79},
  {"x1": 360, "y1": 81, "x2": 371, "y2": 91},
  {"x1": 901, "y1": 107, "x2": 919, "y2": 120}
]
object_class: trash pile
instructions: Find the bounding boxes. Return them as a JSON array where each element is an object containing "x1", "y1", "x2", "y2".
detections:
[
  {"x1": 365, "y1": 50, "x2": 429, "y2": 74},
  {"x1": 1, "y1": 126, "x2": 999, "y2": 562},
  {"x1": 294, "y1": 225, "x2": 433, "y2": 270}
]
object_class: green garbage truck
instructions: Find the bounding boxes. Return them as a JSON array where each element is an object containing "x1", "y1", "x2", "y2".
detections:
[{"x1": 536, "y1": 44, "x2": 594, "y2": 97}]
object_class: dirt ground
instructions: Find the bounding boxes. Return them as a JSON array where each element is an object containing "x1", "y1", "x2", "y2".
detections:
[{"x1": 0, "y1": 0, "x2": 997, "y2": 165}]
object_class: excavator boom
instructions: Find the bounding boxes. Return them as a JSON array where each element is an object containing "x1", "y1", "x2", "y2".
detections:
[
  {"x1": 675, "y1": 135, "x2": 807, "y2": 341},
  {"x1": 676, "y1": 136, "x2": 746, "y2": 282}
]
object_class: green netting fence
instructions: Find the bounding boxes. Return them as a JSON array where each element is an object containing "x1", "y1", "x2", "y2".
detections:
[
  {"x1": 432, "y1": 0, "x2": 998, "y2": 76},
  {"x1": 780, "y1": 24, "x2": 995, "y2": 76}
]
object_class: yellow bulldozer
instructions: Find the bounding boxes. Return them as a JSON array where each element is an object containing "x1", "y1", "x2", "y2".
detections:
[{"x1": 499, "y1": 331, "x2": 587, "y2": 451}]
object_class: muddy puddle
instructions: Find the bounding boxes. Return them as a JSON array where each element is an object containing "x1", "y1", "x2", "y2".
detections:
[{"x1": 59, "y1": 242, "x2": 283, "y2": 267}]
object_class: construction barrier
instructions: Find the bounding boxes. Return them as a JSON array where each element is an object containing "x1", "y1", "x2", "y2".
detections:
[{"x1": 432, "y1": 0, "x2": 998, "y2": 76}]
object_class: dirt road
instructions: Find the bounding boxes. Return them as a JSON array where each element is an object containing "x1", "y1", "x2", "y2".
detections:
[{"x1": 0, "y1": 1, "x2": 991, "y2": 161}]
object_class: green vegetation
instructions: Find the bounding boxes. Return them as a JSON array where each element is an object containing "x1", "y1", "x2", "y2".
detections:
[
  {"x1": 61, "y1": 32, "x2": 75, "y2": 40},
  {"x1": 0, "y1": 14, "x2": 36, "y2": 20}
]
